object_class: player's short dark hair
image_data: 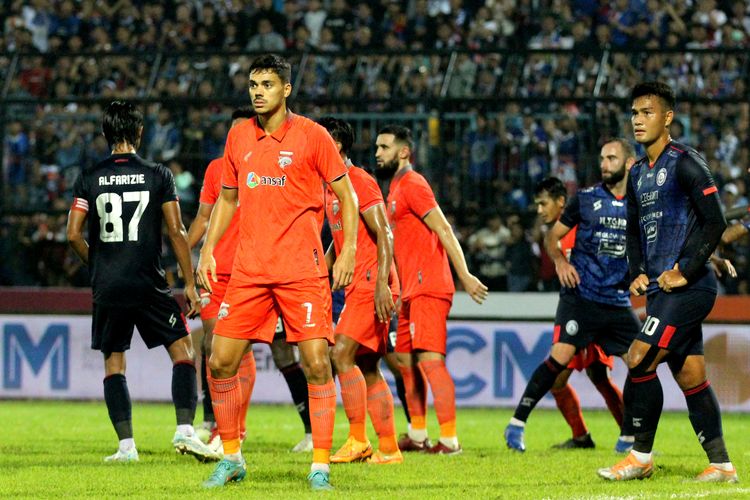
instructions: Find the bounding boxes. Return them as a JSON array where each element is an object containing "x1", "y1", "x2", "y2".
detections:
[
  {"x1": 608, "y1": 137, "x2": 636, "y2": 161},
  {"x1": 231, "y1": 107, "x2": 255, "y2": 121},
  {"x1": 318, "y1": 117, "x2": 354, "y2": 156},
  {"x1": 534, "y1": 177, "x2": 567, "y2": 201},
  {"x1": 377, "y1": 124, "x2": 413, "y2": 151},
  {"x1": 630, "y1": 81, "x2": 675, "y2": 111},
  {"x1": 102, "y1": 100, "x2": 143, "y2": 149},
  {"x1": 249, "y1": 54, "x2": 292, "y2": 83}
]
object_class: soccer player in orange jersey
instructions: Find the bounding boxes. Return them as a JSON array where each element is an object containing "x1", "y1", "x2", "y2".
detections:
[
  {"x1": 188, "y1": 109, "x2": 314, "y2": 454},
  {"x1": 197, "y1": 55, "x2": 359, "y2": 491},
  {"x1": 375, "y1": 125, "x2": 488, "y2": 455},
  {"x1": 318, "y1": 117, "x2": 403, "y2": 465},
  {"x1": 534, "y1": 176, "x2": 632, "y2": 452},
  {"x1": 188, "y1": 108, "x2": 256, "y2": 454}
]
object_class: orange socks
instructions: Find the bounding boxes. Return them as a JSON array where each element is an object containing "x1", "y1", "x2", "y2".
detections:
[
  {"x1": 366, "y1": 379, "x2": 398, "y2": 453},
  {"x1": 237, "y1": 352, "x2": 256, "y2": 437},
  {"x1": 595, "y1": 379, "x2": 624, "y2": 428},
  {"x1": 552, "y1": 384, "x2": 588, "y2": 438},
  {"x1": 418, "y1": 359, "x2": 456, "y2": 438},
  {"x1": 398, "y1": 365, "x2": 427, "y2": 431},
  {"x1": 339, "y1": 366, "x2": 368, "y2": 442},
  {"x1": 208, "y1": 373, "x2": 242, "y2": 455},
  {"x1": 308, "y1": 380, "x2": 336, "y2": 464}
]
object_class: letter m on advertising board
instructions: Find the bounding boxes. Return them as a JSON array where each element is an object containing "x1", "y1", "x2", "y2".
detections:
[
  {"x1": 493, "y1": 330, "x2": 553, "y2": 398},
  {"x1": 3, "y1": 323, "x2": 70, "y2": 390}
]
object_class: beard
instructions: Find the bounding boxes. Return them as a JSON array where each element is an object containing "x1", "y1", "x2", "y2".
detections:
[
  {"x1": 603, "y1": 166, "x2": 626, "y2": 187},
  {"x1": 374, "y1": 159, "x2": 399, "y2": 181}
]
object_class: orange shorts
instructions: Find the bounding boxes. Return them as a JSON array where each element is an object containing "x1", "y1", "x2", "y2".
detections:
[
  {"x1": 568, "y1": 342, "x2": 615, "y2": 371},
  {"x1": 214, "y1": 277, "x2": 333, "y2": 345},
  {"x1": 395, "y1": 295, "x2": 452, "y2": 355},
  {"x1": 335, "y1": 287, "x2": 389, "y2": 354},
  {"x1": 199, "y1": 274, "x2": 230, "y2": 321}
]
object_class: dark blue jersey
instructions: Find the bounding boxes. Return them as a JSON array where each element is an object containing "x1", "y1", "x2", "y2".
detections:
[
  {"x1": 626, "y1": 141, "x2": 726, "y2": 294},
  {"x1": 72, "y1": 153, "x2": 178, "y2": 306},
  {"x1": 559, "y1": 183, "x2": 630, "y2": 307}
]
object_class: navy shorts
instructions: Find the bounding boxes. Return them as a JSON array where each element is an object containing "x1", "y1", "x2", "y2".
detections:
[
  {"x1": 639, "y1": 288, "x2": 715, "y2": 358},
  {"x1": 92, "y1": 294, "x2": 189, "y2": 354},
  {"x1": 554, "y1": 294, "x2": 640, "y2": 358},
  {"x1": 386, "y1": 313, "x2": 397, "y2": 353},
  {"x1": 272, "y1": 316, "x2": 286, "y2": 341}
]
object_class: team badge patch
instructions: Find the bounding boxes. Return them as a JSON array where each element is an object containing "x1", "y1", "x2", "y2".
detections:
[
  {"x1": 332, "y1": 199, "x2": 340, "y2": 215},
  {"x1": 565, "y1": 320, "x2": 579, "y2": 336},
  {"x1": 656, "y1": 168, "x2": 667, "y2": 186},
  {"x1": 409, "y1": 322, "x2": 416, "y2": 338},
  {"x1": 391, "y1": 200, "x2": 396, "y2": 213},
  {"x1": 218, "y1": 302, "x2": 230, "y2": 319},
  {"x1": 278, "y1": 156, "x2": 292, "y2": 169}
]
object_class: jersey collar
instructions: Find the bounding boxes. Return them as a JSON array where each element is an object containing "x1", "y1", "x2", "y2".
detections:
[
  {"x1": 253, "y1": 110, "x2": 296, "y2": 142},
  {"x1": 392, "y1": 164, "x2": 413, "y2": 181}
]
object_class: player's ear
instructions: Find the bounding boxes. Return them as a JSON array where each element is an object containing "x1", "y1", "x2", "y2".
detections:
[
  {"x1": 626, "y1": 157, "x2": 636, "y2": 170},
  {"x1": 399, "y1": 144, "x2": 410, "y2": 160},
  {"x1": 664, "y1": 109, "x2": 673, "y2": 128},
  {"x1": 283, "y1": 82, "x2": 292, "y2": 98}
]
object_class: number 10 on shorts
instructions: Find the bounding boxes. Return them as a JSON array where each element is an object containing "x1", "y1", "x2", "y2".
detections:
[{"x1": 641, "y1": 315, "x2": 660, "y2": 336}]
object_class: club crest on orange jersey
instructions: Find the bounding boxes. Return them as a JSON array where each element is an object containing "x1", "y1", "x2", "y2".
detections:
[
  {"x1": 390, "y1": 200, "x2": 396, "y2": 213},
  {"x1": 278, "y1": 151, "x2": 293, "y2": 169},
  {"x1": 332, "y1": 199, "x2": 340, "y2": 215}
]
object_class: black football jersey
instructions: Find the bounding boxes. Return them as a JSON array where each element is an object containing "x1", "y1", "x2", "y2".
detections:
[{"x1": 72, "y1": 153, "x2": 178, "y2": 306}]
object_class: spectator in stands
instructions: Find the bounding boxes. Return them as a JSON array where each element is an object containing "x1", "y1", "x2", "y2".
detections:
[
  {"x1": 246, "y1": 17, "x2": 286, "y2": 52},
  {"x1": 145, "y1": 107, "x2": 181, "y2": 163},
  {"x1": 467, "y1": 212, "x2": 510, "y2": 291},
  {"x1": 505, "y1": 214, "x2": 535, "y2": 292}
]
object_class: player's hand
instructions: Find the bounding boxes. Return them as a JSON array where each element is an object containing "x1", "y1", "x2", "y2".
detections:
[
  {"x1": 710, "y1": 256, "x2": 737, "y2": 279},
  {"x1": 629, "y1": 273, "x2": 649, "y2": 296},
  {"x1": 657, "y1": 263, "x2": 687, "y2": 293},
  {"x1": 374, "y1": 280, "x2": 395, "y2": 323},
  {"x1": 461, "y1": 273, "x2": 489, "y2": 304},
  {"x1": 197, "y1": 251, "x2": 217, "y2": 293},
  {"x1": 332, "y1": 245, "x2": 355, "y2": 290},
  {"x1": 554, "y1": 259, "x2": 580, "y2": 289},
  {"x1": 185, "y1": 285, "x2": 201, "y2": 319}
]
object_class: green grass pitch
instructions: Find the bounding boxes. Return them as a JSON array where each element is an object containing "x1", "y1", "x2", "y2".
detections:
[{"x1": 0, "y1": 401, "x2": 748, "y2": 499}]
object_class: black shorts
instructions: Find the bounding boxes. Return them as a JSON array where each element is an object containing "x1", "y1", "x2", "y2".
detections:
[
  {"x1": 92, "y1": 295, "x2": 189, "y2": 354},
  {"x1": 553, "y1": 294, "x2": 640, "y2": 358},
  {"x1": 639, "y1": 288, "x2": 715, "y2": 358},
  {"x1": 386, "y1": 313, "x2": 397, "y2": 353},
  {"x1": 273, "y1": 316, "x2": 286, "y2": 341}
]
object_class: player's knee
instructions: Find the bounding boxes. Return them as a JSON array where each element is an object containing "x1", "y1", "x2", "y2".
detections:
[
  {"x1": 549, "y1": 346, "x2": 574, "y2": 367},
  {"x1": 207, "y1": 351, "x2": 236, "y2": 377},
  {"x1": 270, "y1": 339, "x2": 295, "y2": 369},
  {"x1": 302, "y1": 356, "x2": 331, "y2": 384},
  {"x1": 167, "y1": 336, "x2": 194, "y2": 362},
  {"x1": 627, "y1": 346, "x2": 659, "y2": 378},
  {"x1": 330, "y1": 344, "x2": 355, "y2": 371}
]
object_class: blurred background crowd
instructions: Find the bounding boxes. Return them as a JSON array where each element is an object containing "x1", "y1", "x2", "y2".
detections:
[{"x1": 1, "y1": 0, "x2": 749, "y2": 293}]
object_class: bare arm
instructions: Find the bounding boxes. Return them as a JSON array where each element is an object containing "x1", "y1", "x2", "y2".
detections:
[
  {"x1": 423, "y1": 206, "x2": 488, "y2": 304},
  {"x1": 721, "y1": 223, "x2": 748, "y2": 245},
  {"x1": 544, "y1": 220, "x2": 579, "y2": 288},
  {"x1": 66, "y1": 209, "x2": 89, "y2": 265},
  {"x1": 163, "y1": 200, "x2": 200, "y2": 318},
  {"x1": 197, "y1": 187, "x2": 238, "y2": 293},
  {"x1": 187, "y1": 202, "x2": 214, "y2": 249},
  {"x1": 329, "y1": 174, "x2": 358, "y2": 290},
  {"x1": 362, "y1": 203, "x2": 396, "y2": 322}
]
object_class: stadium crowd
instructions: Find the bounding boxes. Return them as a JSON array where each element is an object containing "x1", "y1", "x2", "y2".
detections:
[{"x1": 1, "y1": 0, "x2": 749, "y2": 292}]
